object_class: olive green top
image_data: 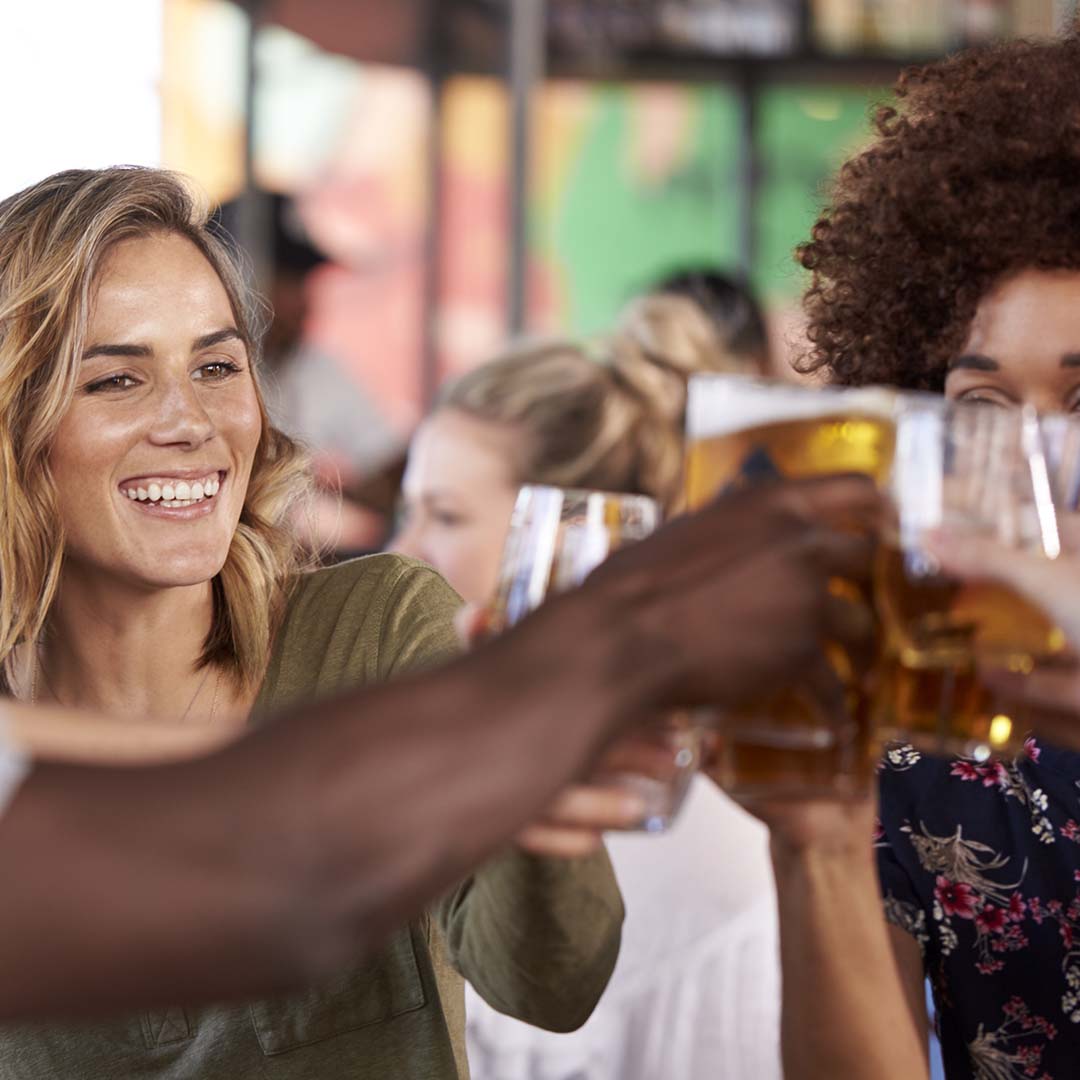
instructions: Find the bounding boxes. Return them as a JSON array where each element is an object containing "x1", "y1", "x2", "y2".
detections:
[{"x1": 0, "y1": 555, "x2": 624, "y2": 1079}]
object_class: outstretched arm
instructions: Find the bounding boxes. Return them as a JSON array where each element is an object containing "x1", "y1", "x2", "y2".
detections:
[{"x1": 0, "y1": 476, "x2": 882, "y2": 1022}]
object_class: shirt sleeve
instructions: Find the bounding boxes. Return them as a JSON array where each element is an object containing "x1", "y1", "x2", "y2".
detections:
[
  {"x1": 876, "y1": 758, "x2": 933, "y2": 962},
  {"x1": 435, "y1": 846, "x2": 624, "y2": 1033},
  {"x1": 373, "y1": 560, "x2": 463, "y2": 681}
]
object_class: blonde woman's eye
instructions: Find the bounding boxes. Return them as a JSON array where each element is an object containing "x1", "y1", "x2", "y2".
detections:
[
  {"x1": 85, "y1": 374, "x2": 139, "y2": 393},
  {"x1": 194, "y1": 360, "x2": 242, "y2": 381}
]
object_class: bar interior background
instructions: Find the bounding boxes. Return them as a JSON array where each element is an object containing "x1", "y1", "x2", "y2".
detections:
[{"x1": 6, "y1": 0, "x2": 1077, "y2": 462}]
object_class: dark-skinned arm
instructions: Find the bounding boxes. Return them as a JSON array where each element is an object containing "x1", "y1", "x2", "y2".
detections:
[{"x1": 0, "y1": 476, "x2": 881, "y2": 1022}]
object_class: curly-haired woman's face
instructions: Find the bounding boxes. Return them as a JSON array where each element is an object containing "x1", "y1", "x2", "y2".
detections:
[
  {"x1": 945, "y1": 269, "x2": 1080, "y2": 413},
  {"x1": 49, "y1": 231, "x2": 262, "y2": 592}
]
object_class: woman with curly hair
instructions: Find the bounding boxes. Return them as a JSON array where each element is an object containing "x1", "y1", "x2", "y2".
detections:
[
  {"x1": 750, "y1": 28, "x2": 1080, "y2": 1080},
  {"x1": 0, "y1": 166, "x2": 625, "y2": 1079}
]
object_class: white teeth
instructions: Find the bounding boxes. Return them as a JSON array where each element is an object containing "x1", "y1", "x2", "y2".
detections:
[{"x1": 124, "y1": 474, "x2": 220, "y2": 507}]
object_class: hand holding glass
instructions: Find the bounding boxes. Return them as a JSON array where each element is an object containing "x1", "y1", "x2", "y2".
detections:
[{"x1": 487, "y1": 485, "x2": 699, "y2": 833}]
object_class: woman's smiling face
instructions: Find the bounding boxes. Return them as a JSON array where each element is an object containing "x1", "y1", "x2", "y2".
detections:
[
  {"x1": 49, "y1": 231, "x2": 262, "y2": 592},
  {"x1": 945, "y1": 269, "x2": 1080, "y2": 412}
]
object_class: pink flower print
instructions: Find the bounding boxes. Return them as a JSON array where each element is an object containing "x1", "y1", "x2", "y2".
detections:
[
  {"x1": 976, "y1": 958, "x2": 1005, "y2": 974},
  {"x1": 872, "y1": 817, "x2": 885, "y2": 842},
  {"x1": 981, "y1": 761, "x2": 1008, "y2": 788},
  {"x1": 949, "y1": 759, "x2": 1008, "y2": 787},
  {"x1": 1060, "y1": 923, "x2": 1074, "y2": 949},
  {"x1": 1061, "y1": 819, "x2": 1080, "y2": 842},
  {"x1": 951, "y1": 761, "x2": 983, "y2": 782},
  {"x1": 1008, "y1": 893, "x2": 1027, "y2": 922},
  {"x1": 976, "y1": 904, "x2": 1008, "y2": 934},
  {"x1": 1024, "y1": 736, "x2": 1041, "y2": 762},
  {"x1": 1003, "y1": 996, "x2": 1026, "y2": 1020},
  {"x1": 935, "y1": 876, "x2": 979, "y2": 919}
]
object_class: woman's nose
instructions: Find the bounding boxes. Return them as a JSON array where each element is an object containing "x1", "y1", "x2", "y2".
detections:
[{"x1": 147, "y1": 379, "x2": 216, "y2": 448}]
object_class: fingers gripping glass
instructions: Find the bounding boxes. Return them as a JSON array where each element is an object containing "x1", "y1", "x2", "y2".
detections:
[
  {"x1": 684, "y1": 374, "x2": 897, "y2": 799},
  {"x1": 875, "y1": 402, "x2": 1076, "y2": 760},
  {"x1": 487, "y1": 485, "x2": 700, "y2": 833}
]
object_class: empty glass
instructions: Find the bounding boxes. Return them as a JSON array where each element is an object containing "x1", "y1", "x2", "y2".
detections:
[{"x1": 487, "y1": 484, "x2": 700, "y2": 833}]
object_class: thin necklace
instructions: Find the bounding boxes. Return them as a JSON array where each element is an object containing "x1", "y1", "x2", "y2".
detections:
[{"x1": 31, "y1": 646, "x2": 221, "y2": 724}]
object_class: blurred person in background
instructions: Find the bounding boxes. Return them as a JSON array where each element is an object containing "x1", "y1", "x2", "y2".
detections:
[
  {"x1": 0, "y1": 165, "x2": 631, "y2": 1080},
  {"x1": 739, "y1": 29, "x2": 1080, "y2": 1080},
  {"x1": 218, "y1": 191, "x2": 397, "y2": 554},
  {"x1": 654, "y1": 266, "x2": 770, "y2": 375},
  {"x1": 394, "y1": 283, "x2": 783, "y2": 1079}
]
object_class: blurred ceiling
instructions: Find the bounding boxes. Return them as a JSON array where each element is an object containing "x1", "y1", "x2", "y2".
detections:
[{"x1": 231, "y1": 0, "x2": 505, "y2": 69}]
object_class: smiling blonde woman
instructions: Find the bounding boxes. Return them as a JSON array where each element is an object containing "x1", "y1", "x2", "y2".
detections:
[{"x1": 0, "y1": 167, "x2": 623, "y2": 1080}]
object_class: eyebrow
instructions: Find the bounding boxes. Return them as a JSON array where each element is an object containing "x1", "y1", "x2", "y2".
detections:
[
  {"x1": 81, "y1": 327, "x2": 244, "y2": 362},
  {"x1": 949, "y1": 354, "x2": 999, "y2": 373}
]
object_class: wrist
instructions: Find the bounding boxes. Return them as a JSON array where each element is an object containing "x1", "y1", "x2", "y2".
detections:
[
  {"x1": 770, "y1": 826, "x2": 878, "y2": 886},
  {"x1": 468, "y1": 589, "x2": 645, "y2": 760}
]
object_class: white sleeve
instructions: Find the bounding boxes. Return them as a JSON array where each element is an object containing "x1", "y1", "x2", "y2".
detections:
[{"x1": 0, "y1": 719, "x2": 29, "y2": 816}]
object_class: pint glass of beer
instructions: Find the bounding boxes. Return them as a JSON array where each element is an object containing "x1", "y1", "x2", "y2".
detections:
[
  {"x1": 684, "y1": 374, "x2": 897, "y2": 799},
  {"x1": 875, "y1": 402, "x2": 1075, "y2": 759},
  {"x1": 487, "y1": 485, "x2": 700, "y2": 833}
]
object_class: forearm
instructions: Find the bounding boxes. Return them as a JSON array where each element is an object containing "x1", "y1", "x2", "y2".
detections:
[
  {"x1": 5, "y1": 703, "x2": 239, "y2": 763},
  {"x1": 0, "y1": 594, "x2": 639, "y2": 1020},
  {"x1": 772, "y1": 836, "x2": 927, "y2": 1080},
  {"x1": 270, "y1": 609, "x2": 637, "y2": 969}
]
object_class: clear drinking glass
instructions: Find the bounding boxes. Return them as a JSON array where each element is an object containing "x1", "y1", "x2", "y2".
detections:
[
  {"x1": 684, "y1": 373, "x2": 898, "y2": 799},
  {"x1": 874, "y1": 401, "x2": 1077, "y2": 760},
  {"x1": 486, "y1": 484, "x2": 700, "y2": 833}
]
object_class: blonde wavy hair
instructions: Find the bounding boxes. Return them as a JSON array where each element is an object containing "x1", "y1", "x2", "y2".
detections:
[
  {"x1": 0, "y1": 167, "x2": 310, "y2": 693},
  {"x1": 441, "y1": 293, "x2": 760, "y2": 511}
]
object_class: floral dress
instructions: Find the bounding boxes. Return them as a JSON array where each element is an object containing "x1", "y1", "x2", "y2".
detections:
[{"x1": 878, "y1": 739, "x2": 1080, "y2": 1080}]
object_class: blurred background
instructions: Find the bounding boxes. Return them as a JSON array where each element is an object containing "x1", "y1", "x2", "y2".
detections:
[{"x1": 10, "y1": 0, "x2": 1077, "y2": 544}]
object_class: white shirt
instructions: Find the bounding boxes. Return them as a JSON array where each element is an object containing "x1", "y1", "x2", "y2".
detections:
[{"x1": 465, "y1": 778, "x2": 782, "y2": 1080}]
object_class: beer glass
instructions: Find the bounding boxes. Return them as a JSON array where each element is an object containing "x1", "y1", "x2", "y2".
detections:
[
  {"x1": 684, "y1": 374, "x2": 897, "y2": 799},
  {"x1": 487, "y1": 484, "x2": 700, "y2": 833},
  {"x1": 874, "y1": 402, "x2": 1077, "y2": 759}
]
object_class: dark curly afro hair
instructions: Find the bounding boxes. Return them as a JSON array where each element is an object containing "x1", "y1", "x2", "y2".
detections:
[{"x1": 797, "y1": 31, "x2": 1080, "y2": 391}]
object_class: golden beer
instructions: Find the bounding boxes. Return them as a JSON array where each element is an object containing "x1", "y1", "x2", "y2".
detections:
[
  {"x1": 683, "y1": 377, "x2": 896, "y2": 799},
  {"x1": 873, "y1": 544, "x2": 1066, "y2": 757}
]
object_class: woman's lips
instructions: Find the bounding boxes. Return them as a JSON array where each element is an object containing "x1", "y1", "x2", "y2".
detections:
[{"x1": 120, "y1": 473, "x2": 226, "y2": 519}]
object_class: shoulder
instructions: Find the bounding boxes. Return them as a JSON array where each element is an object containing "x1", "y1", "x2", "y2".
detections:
[
  {"x1": 281, "y1": 554, "x2": 461, "y2": 654},
  {"x1": 285, "y1": 553, "x2": 450, "y2": 615},
  {"x1": 259, "y1": 555, "x2": 462, "y2": 712}
]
